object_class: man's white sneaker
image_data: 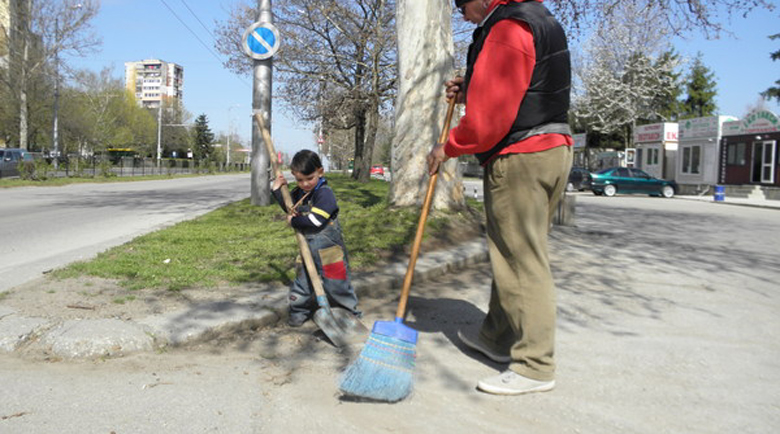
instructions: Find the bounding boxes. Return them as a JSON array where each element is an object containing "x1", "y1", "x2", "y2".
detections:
[
  {"x1": 477, "y1": 370, "x2": 555, "y2": 395},
  {"x1": 457, "y1": 328, "x2": 511, "y2": 364}
]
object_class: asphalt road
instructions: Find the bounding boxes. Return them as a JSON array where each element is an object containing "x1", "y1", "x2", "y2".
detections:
[
  {"x1": 462, "y1": 178, "x2": 484, "y2": 201},
  {"x1": 0, "y1": 174, "x2": 252, "y2": 292},
  {"x1": 2, "y1": 194, "x2": 778, "y2": 433}
]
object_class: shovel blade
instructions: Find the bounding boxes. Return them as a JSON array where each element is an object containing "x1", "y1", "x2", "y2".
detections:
[
  {"x1": 312, "y1": 307, "x2": 368, "y2": 347},
  {"x1": 331, "y1": 307, "x2": 369, "y2": 343}
]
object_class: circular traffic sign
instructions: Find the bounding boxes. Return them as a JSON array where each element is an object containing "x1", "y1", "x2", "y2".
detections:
[{"x1": 242, "y1": 21, "x2": 280, "y2": 60}]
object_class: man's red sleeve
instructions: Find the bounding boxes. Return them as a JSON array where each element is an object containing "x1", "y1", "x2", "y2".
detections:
[{"x1": 444, "y1": 19, "x2": 535, "y2": 158}]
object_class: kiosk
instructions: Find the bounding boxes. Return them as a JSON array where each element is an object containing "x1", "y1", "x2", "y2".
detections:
[
  {"x1": 720, "y1": 109, "x2": 780, "y2": 198},
  {"x1": 633, "y1": 122, "x2": 678, "y2": 179},
  {"x1": 675, "y1": 116, "x2": 736, "y2": 195}
]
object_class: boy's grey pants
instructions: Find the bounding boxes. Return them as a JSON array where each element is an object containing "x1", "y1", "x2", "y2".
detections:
[{"x1": 289, "y1": 219, "x2": 360, "y2": 322}]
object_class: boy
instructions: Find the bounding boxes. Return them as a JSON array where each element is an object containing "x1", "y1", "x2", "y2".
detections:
[{"x1": 271, "y1": 150, "x2": 361, "y2": 327}]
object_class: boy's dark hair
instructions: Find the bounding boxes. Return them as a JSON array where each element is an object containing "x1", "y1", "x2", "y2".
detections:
[{"x1": 290, "y1": 149, "x2": 323, "y2": 175}]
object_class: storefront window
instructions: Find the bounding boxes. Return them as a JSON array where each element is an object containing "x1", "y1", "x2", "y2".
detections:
[
  {"x1": 727, "y1": 143, "x2": 746, "y2": 165},
  {"x1": 682, "y1": 145, "x2": 701, "y2": 174}
]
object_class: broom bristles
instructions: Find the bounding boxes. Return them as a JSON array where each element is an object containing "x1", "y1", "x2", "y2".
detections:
[{"x1": 339, "y1": 331, "x2": 417, "y2": 402}]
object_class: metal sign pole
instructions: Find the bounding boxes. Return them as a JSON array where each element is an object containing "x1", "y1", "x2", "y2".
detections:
[{"x1": 250, "y1": 0, "x2": 274, "y2": 206}]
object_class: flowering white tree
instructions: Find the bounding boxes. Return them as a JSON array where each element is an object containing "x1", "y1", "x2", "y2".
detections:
[{"x1": 572, "y1": 2, "x2": 682, "y2": 144}]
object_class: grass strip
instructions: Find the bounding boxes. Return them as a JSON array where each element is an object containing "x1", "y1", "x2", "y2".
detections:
[{"x1": 53, "y1": 174, "x2": 483, "y2": 291}]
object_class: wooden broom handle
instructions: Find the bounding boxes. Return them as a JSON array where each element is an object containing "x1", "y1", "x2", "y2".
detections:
[
  {"x1": 395, "y1": 98, "x2": 456, "y2": 320},
  {"x1": 254, "y1": 113, "x2": 329, "y2": 300}
]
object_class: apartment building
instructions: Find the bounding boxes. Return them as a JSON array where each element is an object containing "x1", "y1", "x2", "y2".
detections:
[{"x1": 124, "y1": 59, "x2": 183, "y2": 109}]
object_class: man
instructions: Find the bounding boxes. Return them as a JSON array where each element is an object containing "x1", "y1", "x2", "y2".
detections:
[{"x1": 427, "y1": 0, "x2": 573, "y2": 395}]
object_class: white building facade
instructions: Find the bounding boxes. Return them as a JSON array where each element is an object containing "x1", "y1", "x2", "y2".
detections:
[
  {"x1": 675, "y1": 115, "x2": 737, "y2": 194},
  {"x1": 633, "y1": 122, "x2": 678, "y2": 179},
  {"x1": 124, "y1": 59, "x2": 183, "y2": 109}
]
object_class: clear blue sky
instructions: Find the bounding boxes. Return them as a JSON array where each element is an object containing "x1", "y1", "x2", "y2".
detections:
[
  {"x1": 69, "y1": 0, "x2": 779, "y2": 154},
  {"x1": 674, "y1": 7, "x2": 780, "y2": 118},
  {"x1": 69, "y1": 0, "x2": 313, "y2": 155}
]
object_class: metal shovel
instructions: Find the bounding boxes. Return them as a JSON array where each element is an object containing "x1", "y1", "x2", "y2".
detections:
[{"x1": 254, "y1": 113, "x2": 368, "y2": 347}]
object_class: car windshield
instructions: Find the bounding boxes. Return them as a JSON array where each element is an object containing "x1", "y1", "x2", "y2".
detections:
[{"x1": 595, "y1": 168, "x2": 613, "y2": 175}]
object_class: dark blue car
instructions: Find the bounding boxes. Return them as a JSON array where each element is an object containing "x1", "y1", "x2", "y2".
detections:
[{"x1": 590, "y1": 167, "x2": 676, "y2": 198}]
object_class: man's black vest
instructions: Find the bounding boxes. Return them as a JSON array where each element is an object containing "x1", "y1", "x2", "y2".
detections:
[{"x1": 464, "y1": 1, "x2": 571, "y2": 164}]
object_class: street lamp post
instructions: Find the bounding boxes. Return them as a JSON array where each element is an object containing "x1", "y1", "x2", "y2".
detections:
[{"x1": 227, "y1": 104, "x2": 240, "y2": 169}]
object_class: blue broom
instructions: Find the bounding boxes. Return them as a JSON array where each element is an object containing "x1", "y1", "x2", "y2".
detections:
[{"x1": 339, "y1": 98, "x2": 456, "y2": 402}]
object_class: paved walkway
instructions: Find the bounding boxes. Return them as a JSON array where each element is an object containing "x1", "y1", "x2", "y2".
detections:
[{"x1": 675, "y1": 193, "x2": 780, "y2": 210}]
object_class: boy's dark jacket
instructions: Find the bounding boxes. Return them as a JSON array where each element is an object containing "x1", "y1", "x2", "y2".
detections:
[{"x1": 272, "y1": 178, "x2": 339, "y2": 232}]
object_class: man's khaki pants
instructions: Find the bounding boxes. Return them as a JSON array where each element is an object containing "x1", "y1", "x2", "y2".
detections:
[{"x1": 479, "y1": 145, "x2": 572, "y2": 381}]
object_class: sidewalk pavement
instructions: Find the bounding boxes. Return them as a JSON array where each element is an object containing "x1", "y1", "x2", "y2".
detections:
[
  {"x1": 675, "y1": 193, "x2": 780, "y2": 210},
  {"x1": 1, "y1": 194, "x2": 776, "y2": 360}
]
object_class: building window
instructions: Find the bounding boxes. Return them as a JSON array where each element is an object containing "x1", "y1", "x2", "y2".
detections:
[
  {"x1": 646, "y1": 148, "x2": 659, "y2": 165},
  {"x1": 682, "y1": 145, "x2": 701, "y2": 174},
  {"x1": 727, "y1": 143, "x2": 746, "y2": 166}
]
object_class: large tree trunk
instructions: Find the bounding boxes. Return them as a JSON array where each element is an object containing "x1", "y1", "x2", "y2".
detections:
[
  {"x1": 353, "y1": 96, "x2": 381, "y2": 183},
  {"x1": 351, "y1": 106, "x2": 368, "y2": 182},
  {"x1": 17, "y1": 0, "x2": 32, "y2": 151},
  {"x1": 390, "y1": 0, "x2": 463, "y2": 209}
]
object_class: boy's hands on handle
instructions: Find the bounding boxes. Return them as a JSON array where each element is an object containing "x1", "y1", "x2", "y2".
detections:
[{"x1": 272, "y1": 173, "x2": 287, "y2": 191}]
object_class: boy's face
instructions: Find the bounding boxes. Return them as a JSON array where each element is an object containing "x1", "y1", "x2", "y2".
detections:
[{"x1": 292, "y1": 168, "x2": 324, "y2": 192}]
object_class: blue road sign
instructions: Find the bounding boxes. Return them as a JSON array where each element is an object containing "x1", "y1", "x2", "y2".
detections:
[{"x1": 242, "y1": 22, "x2": 280, "y2": 60}]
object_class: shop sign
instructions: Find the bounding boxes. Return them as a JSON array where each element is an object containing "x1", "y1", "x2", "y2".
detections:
[
  {"x1": 722, "y1": 120, "x2": 742, "y2": 136},
  {"x1": 741, "y1": 110, "x2": 779, "y2": 134},
  {"x1": 679, "y1": 116, "x2": 736, "y2": 140},
  {"x1": 722, "y1": 110, "x2": 780, "y2": 136},
  {"x1": 634, "y1": 123, "x2": 678, "y2": 143}
]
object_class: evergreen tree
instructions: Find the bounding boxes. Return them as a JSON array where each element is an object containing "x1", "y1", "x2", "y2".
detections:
[
  {"x1": 649, "y1": 50, "x2": 684, "y2": 122},
  {"x1": 192, "y1": 114, "x2": 214, "y2": 162},
  {"x1": 762, "y1": 33, "x2": 780, "y2": 103},
  {"x1": 681, "y1": 54, "x2": 718, "y2": 118}
]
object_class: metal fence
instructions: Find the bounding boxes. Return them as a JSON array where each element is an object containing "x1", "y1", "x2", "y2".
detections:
[{"x1": 25, "y1": 155, "x2": 249, "y2": 179}]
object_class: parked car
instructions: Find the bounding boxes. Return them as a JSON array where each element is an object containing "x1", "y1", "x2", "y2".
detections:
[
  {"x1": 567, "y1": 167, "x2": 592, "y2": 191},
  {"x1": 459, "y1": 161, "x2": 484, "y2": 179},
  {"x1": 370, "y1": 165, "x2": 385, "y2": 178},
  {"x1": 0, "y1": 148, "x2": 34, "y2": 179},
  {"x1": 590, "y1": 167, "x2": 676, "y2": 198}
]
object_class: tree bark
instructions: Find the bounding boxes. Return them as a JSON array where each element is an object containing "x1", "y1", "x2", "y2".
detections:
[
  {"x1": 17, "y1": 0, "x2": 32, "y2": 150},
  {"x1": 352, "y1": 106, "x2": 368, "y2": 182},
  {"x1": 390, "y1": 0, "x2": 463, "y2": 209}
]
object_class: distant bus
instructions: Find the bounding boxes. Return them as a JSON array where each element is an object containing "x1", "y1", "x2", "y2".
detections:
[{"x1": 106, "y1": 148, "x2": 137, "y2": 163}]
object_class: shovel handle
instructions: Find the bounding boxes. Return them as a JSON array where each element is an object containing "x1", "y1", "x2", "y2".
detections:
[
  {"x1": 254, "y1": 113, "x2": 330, "y2": 304},
  {"x1": 395, "y1": 98, "x2": 457, "y2": 320}
]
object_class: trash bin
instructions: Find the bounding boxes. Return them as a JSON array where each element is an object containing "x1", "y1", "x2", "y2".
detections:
[{"x1": 714, "y1": 185, "x2": 725, "y2": 202}]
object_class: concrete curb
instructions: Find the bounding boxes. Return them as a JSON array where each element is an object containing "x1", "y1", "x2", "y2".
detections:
[
  {"x1": 674, "y1": 195, "x2": 780, "y2": 210},
  {"x1": 0, "y1": 239, "x2": 489, "y2": 360}
]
